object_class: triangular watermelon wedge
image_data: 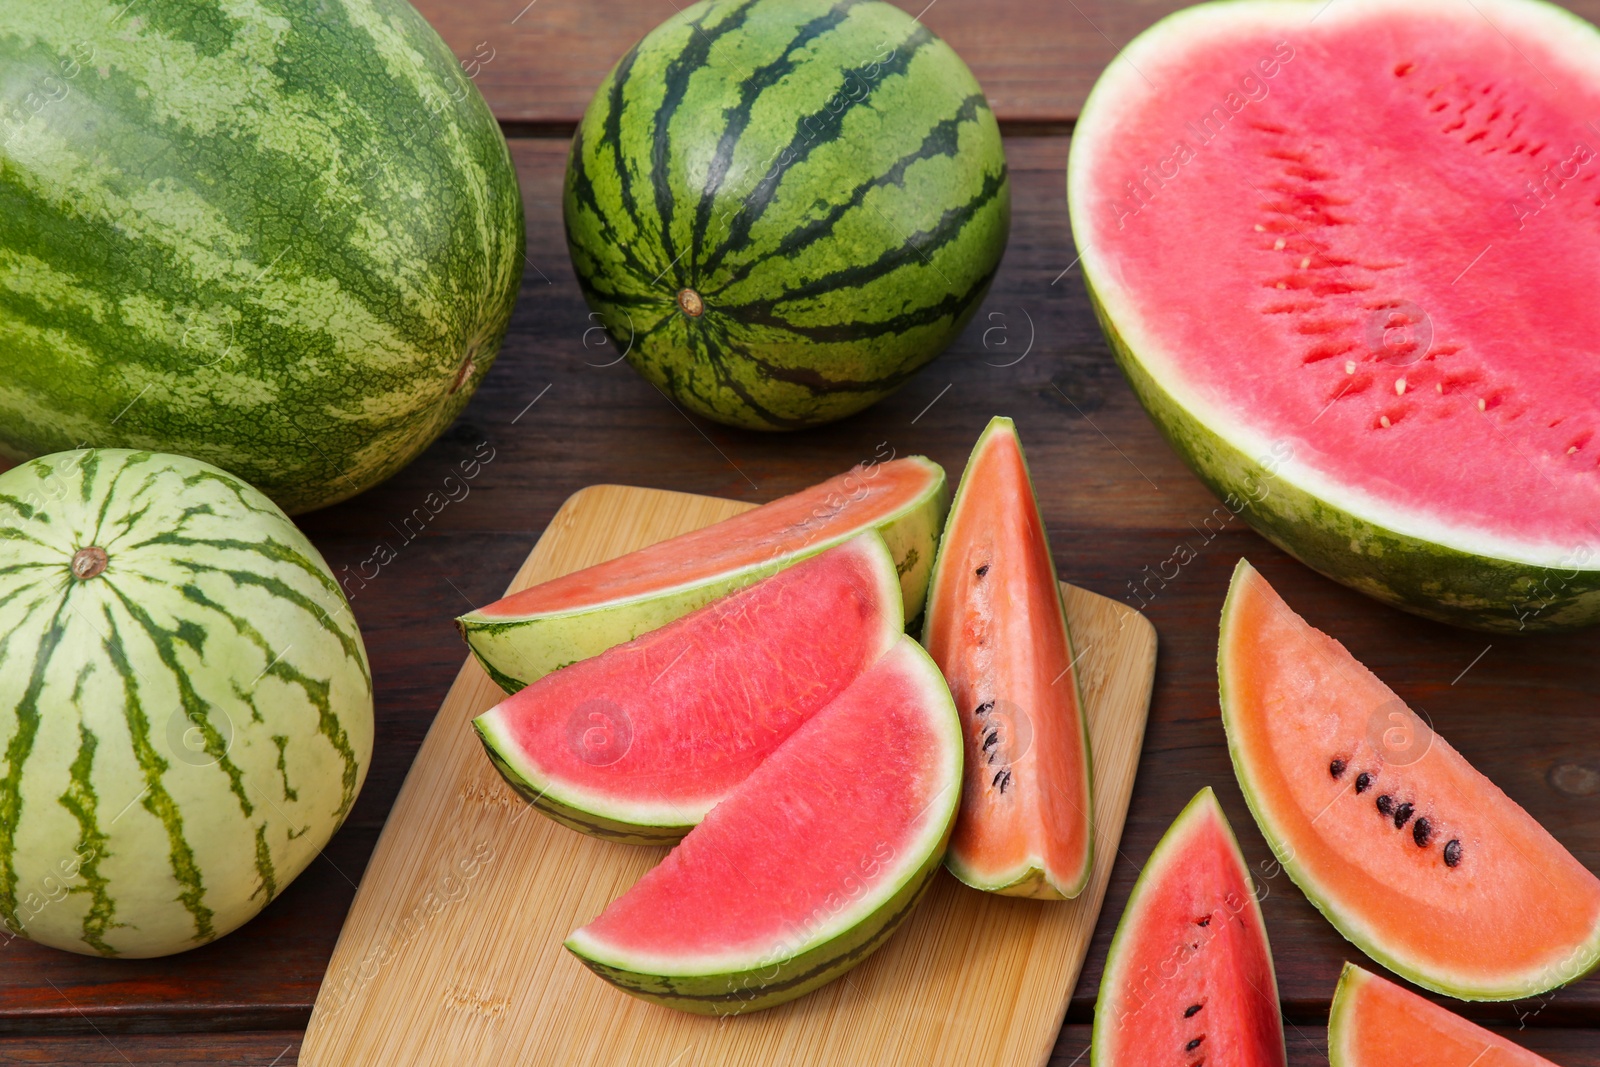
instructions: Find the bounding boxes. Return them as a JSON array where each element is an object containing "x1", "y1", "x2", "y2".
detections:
[
  {"x1": 474, "y1": 533, "x2": 903, "y2": 843},
  {"x1": 923, "y1": 416, "x2": 1093, "y2": 898},
  {"x1": 565, "y1": 635, "x2": 962, "y2": 1015},
  {"x1": 1330, "y1": 962, "x2": 1560, "y2": 1067},
  {"x1": 1220, "y1": 559, "x2": 1600, "y2": 999},
  {"x1": 1094, "y1": 787, "x2": 1287, "y2": 1067}
]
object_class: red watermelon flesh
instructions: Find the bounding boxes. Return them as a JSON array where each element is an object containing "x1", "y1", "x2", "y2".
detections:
[
  {"x1": 1071, "y1": 0, "x2": 1600, "y2": 557},
  {"x1": 473, "y1": 533, "x2": 902, "y2": 843},
  {"x1": 565, "y1": 635, "x2": 962, "y2": 1013},
  {"x1": 1094, "y1": 788, "x2": 1286, "y2": 1067}
]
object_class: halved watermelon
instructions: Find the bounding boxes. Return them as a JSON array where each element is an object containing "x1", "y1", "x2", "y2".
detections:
[
  {"x1": 1329, "y1": 962, "x2": 1560, "y2": 1067},
  {"x1": 565, "y1": 635, "x2": 962, "y2": 1014},
  {"x1": 1219, "y1": 559, "x2": 1600, "y2": 999},
  {"x1": 922, "y1": 416, "x2": 1093, "y2": 899},
  {"x1": 474, "y1": 534, "x2": 902, "y2": 844},
  {"x1": 1093, "y1": 788, "x2": 1286, "y2": 1067},
  {"x1": 459, "y1": 456, "x2": 947, "y2": 690},
  {"x1": 1069, "y1": 0, "x2": 1600, "y2": 631}
]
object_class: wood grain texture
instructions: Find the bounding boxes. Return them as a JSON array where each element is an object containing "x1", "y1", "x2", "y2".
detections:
[
  {"x1": 410, "y1": 0, "x2": 1600, "y2": 128},
  {"x1": 297, "y1": 484, "x2": 1156, "y2": 1066}
]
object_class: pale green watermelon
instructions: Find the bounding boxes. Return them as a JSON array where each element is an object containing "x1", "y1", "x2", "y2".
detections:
[
  {"x1": 0, "y1": 449, "x2": 374, "y2": 957},
  {"x1": 0, "y1": 1, "x2": 525, "y2": 514}
]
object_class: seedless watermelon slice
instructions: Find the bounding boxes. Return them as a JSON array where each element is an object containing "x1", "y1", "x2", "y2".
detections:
[
  {"x1": 459, "y1": 456, "x2": 947, "y2": 690},
  {"x1": 1329, "y1": 963, "x2": 1560, "y2": 1067},
  {"x1": 1093, "y1": 788, "x2": 1286, "y2": 1067},
  {"x1": 1219, "y1": 560, "x2": 1600, "y2": 999},
  {"x1": 923, "y1": 416, "x2": 1093, "y2": 898},
  {"x1": 565, "y1": 635, "x2": 962, "y2": 1014},
  {"x1": 1069, "y1": 0, "x2": 1600, "y2": 630},
  {"x1": 474, "y1": 534, "x2": 902, "y2": 843}
]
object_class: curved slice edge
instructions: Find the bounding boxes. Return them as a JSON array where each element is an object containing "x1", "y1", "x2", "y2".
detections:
[
  {"x1": 563, "y1": 636, "x2": 963, "y2": 1015},
  {"x1": 458, "y1": 458, "x2": 949, "y2": 690},
  {"x1": 925, "y1": 416, "x2": 1093, "y2": 900},
  {"x1": 1093, "y1": 787, "x2": 1286, "y2": 1067},
  {"x1": 472, "y1": 532, "x2": 904, "y2": 842},
  {"x1": 1219, "y1": 558, "x2": 1600, "y2": 1000},
  {"x1": 1329, "y1": 963, "x2": 1560, "y2": 1067}
]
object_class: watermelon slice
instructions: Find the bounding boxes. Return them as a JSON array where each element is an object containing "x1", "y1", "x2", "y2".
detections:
[
  {"x1": 922, "y1": 416, "x2": 1094, "y2": 899},
  {"x1": 474, "y1": 534, "x2": 902, "y2": 844},
  {"x1": 1068, "y1": 0, "x2": 1600, "y2": 631},
  {"x1": 1219, "y1": 559, "x2": 1600, "y2": 999},
  {"x1": 1329, "y1": 962, "x2": 1560, "y2": 1067},
  {"x1": 459, "y1": 456, "x2": 947, "y2": 690},
  {"x1": 565, "y1": 635, "x2": 962, "y2": 1015},
  {"x1": 1093, "y1": 788, "x2": 1286, "y2": 1067}
]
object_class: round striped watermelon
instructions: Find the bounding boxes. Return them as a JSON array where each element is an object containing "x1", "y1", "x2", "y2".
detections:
[
  {"x1": 0, "y1": 1, "x2": 524, "y2": 515},
  {"x1": 0, "y1": 449, "x2": 373, "y2": 957},
  {"x1": 564, "y1": 0, "x2": 1009, "y2": 431}
]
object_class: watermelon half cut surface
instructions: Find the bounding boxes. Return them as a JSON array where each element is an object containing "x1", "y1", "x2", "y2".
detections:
[
  {"x1": 1329, "y1": 962, "x2": 1561, "y2": 1067},
  {"x1": 474, "y1": 533, "x2": 902, "y2": 844},
  {"x1": 1068, "y1": 0, "x2": 1600, "y2": 631},
  {"x1": 565, "y1": 635, "x2": 962, "y2": 1015},
  {"x1": 923, "y1": 416, "x2": 1094, "y2": 899},
  {"x1": 1219, "y1": 559, "x2": 1600, "y2": 999},
  {"x1": 458, "y1": 456, "x2": 947, "y2": 690},
  {"x1": 1093, "y1": 787, "x2": 1286, "y2": 1067}
]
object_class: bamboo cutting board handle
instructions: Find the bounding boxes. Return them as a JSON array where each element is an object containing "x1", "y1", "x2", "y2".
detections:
[{"x1": 300, "y1": 484, "x2": 1157, "y2": 1066}]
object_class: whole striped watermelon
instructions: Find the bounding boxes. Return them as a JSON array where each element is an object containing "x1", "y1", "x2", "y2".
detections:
[
  {"x1": 0, "y1": 1, "x2": 524, "y2": 515},
  {"x1": 0, "y1": 449, "x2": 373, "y2": 957},
  {"x1": 565, "y1": 0, "x2": 1009, "y2": 431}
]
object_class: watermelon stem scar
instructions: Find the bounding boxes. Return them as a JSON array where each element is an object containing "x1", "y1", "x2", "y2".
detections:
[
  {"x1": 70, "y1": 547, "x2": 108, "y2": 581},
  {"x1": 677, "y1": 289, "x2": 705, "y2": 317}
]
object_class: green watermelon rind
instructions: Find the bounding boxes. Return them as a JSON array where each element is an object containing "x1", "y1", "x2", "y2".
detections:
[
  {"x1": 1218, "y1": 559, "x2": 1600, "y2": 1000},
  {"x1": 1068, "y1": 0, "x2": 1600, "y2": 633},
  {"x1": 1324, "y1": 962, "x2": 1374, "y2": 1067},
  {"x1": 562, "y1": 637, "x2": 963, "y2": 1016},
  {"x1": 458, "y1": 462, "x2": 949, "y2": 693},
  {"x1": 1092, "y1": 786, "x2": 1284, "y2": 1067},
  {"x1": 471, "y1": 532, "x2": 905, "y2": 844},
  {"x1": 926, "y1": 415, "x2": 1095, "y2": 900}
]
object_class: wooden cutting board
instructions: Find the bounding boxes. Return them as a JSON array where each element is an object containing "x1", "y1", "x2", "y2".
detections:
[{"x1": 299, "y1": 484, "x2": 1158, "y2": 1067}]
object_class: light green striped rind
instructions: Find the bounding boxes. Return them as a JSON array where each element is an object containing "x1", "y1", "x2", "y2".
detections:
[
  {"x1": 1084, "y1": 281, "x2": 1600, "y2": 632},
  {"x1": 0, "y1": 449, "x2": 373, "y2": 957},
  {"x1": 0, "y1": 0, "x2": 524, "y2": 514},
  {"x1": 458, "y1": 461, "x2": 948, "y2": 692},
  {"x1": 564, "y1": 0, "x2": 1008, "y2": 431}
]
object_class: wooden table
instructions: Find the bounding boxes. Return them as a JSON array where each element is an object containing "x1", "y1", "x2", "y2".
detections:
[{"x1": 5, "y1": 1, "x2": 1600, "y2": 1063}]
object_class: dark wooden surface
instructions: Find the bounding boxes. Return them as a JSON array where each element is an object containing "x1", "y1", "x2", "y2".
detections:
[{"x1": 5, "y1": 1, "x2": 1600, "y2": 1063}]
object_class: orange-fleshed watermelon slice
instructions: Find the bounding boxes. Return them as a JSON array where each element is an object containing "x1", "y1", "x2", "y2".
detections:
[
  {"x1": 923, "y1": 416, "x2": 1093, "y2": 899},
  {"x1": 565, "y1": 635, "x2": 962, "y2": 1014},
  {"x1": 1219, "y1": 559, "x2": 1600, "y2": 999},
  {"x1": 1069, "y1": 0, "x2": 1600, "y2": 631},
  {"x1": 458, "y1": 456, "x2": 947, "y2": 690},
  {"x1": 1094, "y1": 788, "x2": 1286, "y2": 1067},
  {"x1": 474, "y1": 533, "x2": 902, "y2": 844},
  {"x1": 1329, "y1": 962, "x2": 1561, "y2": 1067}
]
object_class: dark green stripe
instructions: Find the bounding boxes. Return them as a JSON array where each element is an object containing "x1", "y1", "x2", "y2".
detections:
[
  {"x1": 689, "y1": 1, "x2": 865, "y2": 270},
  {"x1": 566, "y1": 126, "x2": 662, "y2": 286},
  {"x1": 252, "y1": 824, "x2": 277, "y2": 904},
  {"x1": 101, "y1": 604, "x2": 215, "y2": 944},
  {"x1": 698, "y1": 21, "x2": 936, "y2": 278},
  {"x1": 59, "y1": 719, "x2": 117, "y2": 956},
  {"x1": 0, "y1": 599, "x2": 69, "y2": 933},
  {"x1": 601, "y1": 45, "x2": 652, "y2": 248},
  {"x1": 707, "y1": 94, "x2": 988, "y2": 294},
  {"x1": 271, "y1": 735, "x2": 298, "y2": 803}
]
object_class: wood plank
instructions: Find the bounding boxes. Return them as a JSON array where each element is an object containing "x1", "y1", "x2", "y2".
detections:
[
  {"x1": 297, "y1": 484, "x2": 1156, "y2": 1065},
  {"x1": 0, "y1": 1032, "x2": 300, "y2": 1065},
  {"x1": 410, "y1": 0, "x2": 1600, "y2": 128}
]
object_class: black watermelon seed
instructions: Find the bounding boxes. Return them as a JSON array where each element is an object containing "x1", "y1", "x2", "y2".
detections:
[
  {"x1": 1413, "y1": 817, "x2": 1432, "y2": 847},
  {"x1": 1329, "y1": 758, "x2": 1347, "y2": 779},
  {"x1": 1376, "y1": 794, "x2": 1394, "y2": 816},
  {"x1": 997, "y1": 770, "x2": 1013, "y2": 794},
  {"x1": 1195, "y1": 916, "x2": 1211, "y2": 927},
  {"x1": 1444, "y1": 839, "x2": 1463, "y2": 867},
  {"x1": 1184, "y1": 1003, "x2": 1203, "y2": 1018},
  {"x1": 975, "y1": 701, "x2": 994, "y2": 717},
  {"x1": 1392, "y1": 802, "x2": 1414, "y2": 828},
  {"x1": 1186, "y1": 1037, "x2": 1204, "y2": 1051},
  {"x1": 1355, "y1": 772, "x2": 1373, "y2": 794},
  {"x1": 975, "y1": 564, "x2": 990, "y2": 577},
  {"x1": 982, "y1": 731, "x2": 999, "y2": 750}
]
